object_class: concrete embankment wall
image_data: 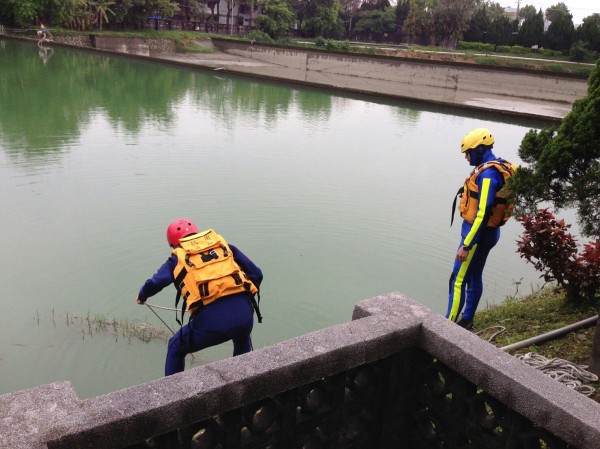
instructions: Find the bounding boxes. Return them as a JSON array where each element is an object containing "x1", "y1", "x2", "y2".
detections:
[{"x1": 212, "y1": 38, "x2": 589, "y2": 121}]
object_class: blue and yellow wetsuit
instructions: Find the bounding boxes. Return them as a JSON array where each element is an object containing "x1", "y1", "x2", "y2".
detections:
[
  {"x1": 138, "y1": 242, "x2": 262, "y2": 376},
  {"x1": 446, "y1": 151, "x2": 509, "y2": 323}
]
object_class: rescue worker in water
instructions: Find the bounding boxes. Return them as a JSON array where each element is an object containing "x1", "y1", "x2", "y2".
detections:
[
  {"x1": 136, "y1": 218, "x2": 263, "y2": 376},
  {"x1": 446, "y1": 128, "x2": 515, "y2": 330}
]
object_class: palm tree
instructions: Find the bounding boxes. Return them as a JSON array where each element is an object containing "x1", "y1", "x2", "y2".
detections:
[{"x1": 92, "y1": 0, "x2": 116, "y2": 30}]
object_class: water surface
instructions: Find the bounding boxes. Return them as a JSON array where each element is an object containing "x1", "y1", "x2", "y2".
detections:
[{"x1": 0, "y1": 39, "x2": 550, "y2": 397}]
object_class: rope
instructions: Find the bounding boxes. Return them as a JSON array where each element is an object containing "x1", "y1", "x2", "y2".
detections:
[
  {"x1": 475, "y1": 325, "x2": 506, "y2": 342},
  {"x1": 145, "y1": 302, "x2": 181, "y2": 312},
  {"x1": 144, "y1": 303, "x2": 196, "y2": 360},
  {"x1": 145, "y1": 303, "x2": 176, "y2": 335},
  {"x1": 516, "y1": 352, "x2": 598, "y2": 396}
]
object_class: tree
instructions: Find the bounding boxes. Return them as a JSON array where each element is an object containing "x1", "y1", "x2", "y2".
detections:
[
  {"x1": 353, "y1": 6, "x2": 396, "y2": 42},
  {"x1": 512, "y1": 59, "x2": 600, "y2": 375},
  {"x1": 198, "y1": 0, "x2": 221, "y2": 22},
  {"x1": 112, "y1": 0, "x2": 178, "y2": 28},
  {"x1": 256, "y1": 0, "x2": 295, "y2": 38},
  {"x1": 0, "y1": 0, "x2": 39, "y2": 27},
  {"x1": 430, "y1": 0, "x2": 475, "y2": 48},
  {"x1": 394, "y1": 0, "x2": 410, "y2": 35},
  {"x1": 483, "y1": 1, "x2": 505, "y2": 22},
  {"x1": 576, "y1": 14, "x2": 600, "y2": 52},
  {"x1": 543, "y1": 11, "x2": 574, "y2": 50},
  {"x1": 304, "y1": 0, "x2": 345, "y2": 38},
  {"x1": 340, "y1": 0, "x2": 363, "y2": 36},
  {"x1": 545, "y1": 1, "x2": 570, "y2": 24},
  {"x1": 463, "y1": 5, "x2": 490, "y2": 42},
  {"x1": 487, "y1": 14, "x2": 514, "y2": 46},
  {"x1": 405, "y1": 0, "x2": 477, "y2": 46},
  {"x1": 92, "y1": 0, "x2": 116, "y2": 30},
  {"x1": 518, "y1": 4, "x2": 537, "y2": 22},
  {"x1": 359, "y1": 0, "x2": 390, "y2": 12},
  {"x1": 512, "y1": 60, "x2": 600, "y2": 239},
  {"x1": 403, "y1": 0, "x2": 433, "y2": 44},
  {"x1": 516, "y1": 9, "x2": 543, "y2": 47}
]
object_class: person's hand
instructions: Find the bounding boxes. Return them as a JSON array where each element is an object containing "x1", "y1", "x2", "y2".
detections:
[
  {"x1": 136, "y1": 296, "x2": 146, "y2": 305},
  {"x1": 456, "y1": 246, "x2": 470, "y2": 262}
]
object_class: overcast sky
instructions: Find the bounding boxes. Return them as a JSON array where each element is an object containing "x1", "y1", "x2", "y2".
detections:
[{"x1": 501, "y1": 0, "x2": 600, "y2": 25}]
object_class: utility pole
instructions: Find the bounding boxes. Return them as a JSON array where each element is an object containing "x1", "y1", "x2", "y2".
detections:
[{"x1": 230, "y1": 0, "x2": 233, "y2": 35}]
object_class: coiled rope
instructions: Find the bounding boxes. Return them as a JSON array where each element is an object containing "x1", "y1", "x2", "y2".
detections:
[
  {"x1": 516, "y1": 352, "x2": 598, "y2": 396},
  {"x1": 475, "y1": 326, "x2": 597, "y2": 396}
]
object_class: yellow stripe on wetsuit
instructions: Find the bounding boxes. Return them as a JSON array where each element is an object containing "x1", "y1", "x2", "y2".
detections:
[
  {"x1": 463, "y1": 178, "x2": 492, "y2": 248},
  {"x1": 448, "y1": 178, "x2": 491, "y2": 321},
  {"x1": 448, "y1": 244, "x2": 477, "y2": 321}
]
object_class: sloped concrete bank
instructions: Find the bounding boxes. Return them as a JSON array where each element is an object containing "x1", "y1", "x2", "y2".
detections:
[
  {"x1": 129, "y1": 37, "x2": 591, "y2": 121},
  {"x1": 206, "y1": 38, "x2": 589, "y2": 121},
  {"x1": 2, "y1": 32, "x2": 588, "y2": 121}
]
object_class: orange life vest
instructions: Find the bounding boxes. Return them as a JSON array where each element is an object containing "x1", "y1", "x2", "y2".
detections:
[
  {"x1": 454, "y1": 160, "x2": 515, "y2": 228},
  {"x1": 172, "y1": 229, "x2": 258, "y2": 315}
]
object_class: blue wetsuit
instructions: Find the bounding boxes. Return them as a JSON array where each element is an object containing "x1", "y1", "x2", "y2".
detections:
[
  {"x1": 138, "y1": 244, "x2": 262, "y2": 376},
  {"x1": 446, "y1": 151, "x2": 504, "y2": 323}
]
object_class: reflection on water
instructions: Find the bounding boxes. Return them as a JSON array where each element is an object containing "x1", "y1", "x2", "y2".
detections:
[
  {"x1": 38, "y1": 45, "x2": 54, "y2": 64},
  {"x1": 0, "y1": 39, "x2": 550, "y2": 398}
]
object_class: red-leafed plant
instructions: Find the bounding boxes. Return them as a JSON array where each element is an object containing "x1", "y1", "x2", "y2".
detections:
[{"x1": 517, "y1": 209, "x2": 600, "y2": 302}]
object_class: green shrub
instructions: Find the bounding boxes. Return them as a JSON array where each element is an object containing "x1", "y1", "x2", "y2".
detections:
[
  {"x1": 457, "y1": 41, "x2": 495, "y2": 52},
  {"x1": 540, "y1": 48, "x2": 563, "y2": 57},
  {"x1": 494, "y1": 45, "x2": 533, "y2": 55},
  {"x1": 313, "y1": 37, "x2": 349, "y2": 52},
  {"x1": 570, "y1": 40, "x2": 594, "y2": 62},
  {"x1": 517, "y1": 210, "x2": 600, "y2": 302},
  {"x1": 315, "y1": 36, "x2": 327, "y2": 47},
  {"x1": 338, "y1": 40, "x2": 350, "y2": 52},
  {"x1": 245, "y1": 30, "x2": 274, "y2": 44}
]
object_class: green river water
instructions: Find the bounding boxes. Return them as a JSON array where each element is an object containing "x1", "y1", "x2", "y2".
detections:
[{"x1": 0, "y1": 38, "x2": 552, "y2": 398}]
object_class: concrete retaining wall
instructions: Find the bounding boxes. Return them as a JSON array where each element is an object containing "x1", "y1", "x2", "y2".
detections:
[{"x1": 212, "y1": 39, "x2": 589, "y2": 120}]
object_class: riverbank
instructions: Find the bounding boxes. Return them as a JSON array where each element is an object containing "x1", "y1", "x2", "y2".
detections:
[
  {"x1": 475, "y1": 287, "x2": 600, "y2": 403},
  {"x1": 2, "y1": 32, "x2": 590, "y2": 121}
]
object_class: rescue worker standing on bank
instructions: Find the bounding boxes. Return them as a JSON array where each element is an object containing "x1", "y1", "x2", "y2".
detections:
[
  {"x1": 446, "y1": 128, "x2": 515, "y2": 330},
  {"x1": 136, "y1": 218, "x2": 263, "y2": 376}
]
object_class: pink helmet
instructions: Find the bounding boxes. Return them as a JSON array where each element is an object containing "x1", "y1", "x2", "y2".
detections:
[{"x1": 166, "y1": 218, "x2": 198, "y2": 247}]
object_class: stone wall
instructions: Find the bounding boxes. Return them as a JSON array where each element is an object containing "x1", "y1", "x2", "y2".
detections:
[
  {"x1": 0, "y1": 31, "x2": 175, "y2": 55},
  {"x1": 92, "y1": 36, "x2": 176, "y2": 56},
  {"x1": 1, "y1": 293, "x2": 599, "y2": 449}
]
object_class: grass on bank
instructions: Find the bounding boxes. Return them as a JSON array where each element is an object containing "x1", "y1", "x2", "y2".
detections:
[{"x1": 474, "y1": 287, "x2": 600, "y2": 402}]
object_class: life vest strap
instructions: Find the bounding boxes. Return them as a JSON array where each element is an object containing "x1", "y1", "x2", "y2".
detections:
[
  {"x1": 174, "y1": 268, "x2": 188, "y2": 326},
  {"x1": 451, "y1": 186, "x2": 464, "y2": 227},
  {"x1": 185, "y1": 254, "x2": 195, "y2": 268},
  {"x1": 252, "y1": 291, "x2": 263, "y2": 323},
  {"x1": 198, "y1": 282, "x2": 209, "y2": 298},
  {"x1": 231, "y1": 272, "x2": 243, "y2": 285}
]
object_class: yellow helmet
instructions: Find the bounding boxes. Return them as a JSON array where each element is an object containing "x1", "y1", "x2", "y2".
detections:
[{"x1": 460, "y1": 128, "x2": 494, "y2": 153}]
